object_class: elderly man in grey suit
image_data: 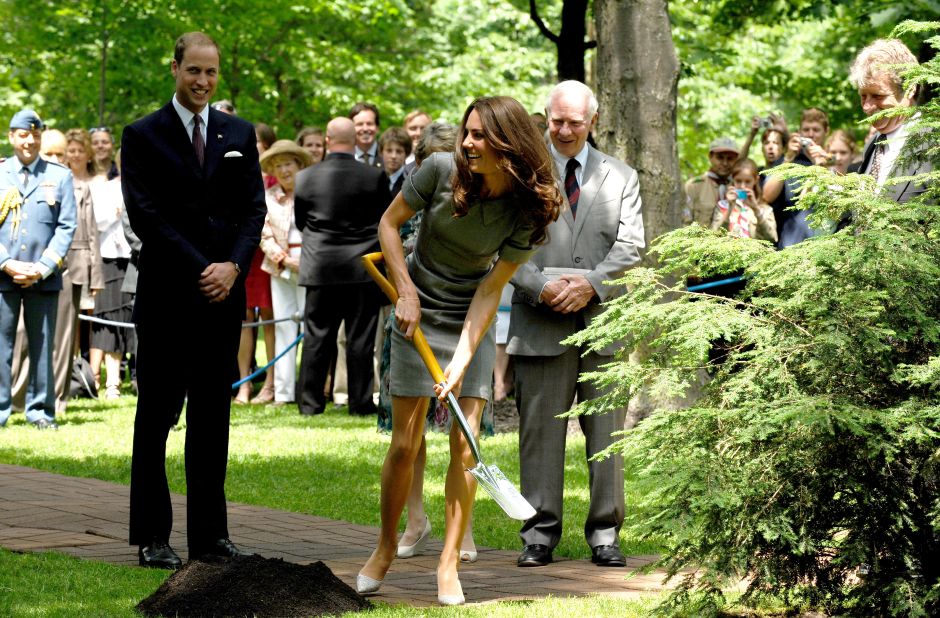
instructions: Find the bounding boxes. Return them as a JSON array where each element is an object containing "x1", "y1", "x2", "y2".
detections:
[
  {"x1": 850, "y1": 38, "x2": 932, "y2": 203},
  {"x1": 508, "y1": 80, "x2": 645, "y2": 568}
]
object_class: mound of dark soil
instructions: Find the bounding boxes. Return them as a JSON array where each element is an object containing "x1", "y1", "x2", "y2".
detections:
[{"x1": 137, "y1": 555, "x2": 371, "y2": 618}]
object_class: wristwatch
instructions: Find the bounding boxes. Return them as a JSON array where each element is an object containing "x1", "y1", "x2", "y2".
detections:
[{"x1": 231, "y1": 261, "x2": 241, "y2": 274}]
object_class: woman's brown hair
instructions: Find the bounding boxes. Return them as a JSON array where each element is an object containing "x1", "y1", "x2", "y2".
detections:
[{"x1": 452, "y1": 96, "x2": 562, "y2": 246}]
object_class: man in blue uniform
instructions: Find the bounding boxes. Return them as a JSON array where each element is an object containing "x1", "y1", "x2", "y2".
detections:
[{"x1": 0, "y1": 110, "x2": 76, "y2": 429}]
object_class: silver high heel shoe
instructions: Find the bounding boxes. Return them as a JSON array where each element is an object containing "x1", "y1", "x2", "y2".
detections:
[
  {"x1": 438, "y1": 579, "x2": 465, "y2": 606},
  {"x1": 356, "y1": 572, "x2": 383, "y2": 594},
  {"x1": 396, "y1": 516, "x2": 431, "y2": 558}
]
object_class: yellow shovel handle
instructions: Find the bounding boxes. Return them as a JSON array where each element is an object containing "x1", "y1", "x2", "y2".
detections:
[{"x1": 361, "y1": 252, "x2": 445, "y2": 384}]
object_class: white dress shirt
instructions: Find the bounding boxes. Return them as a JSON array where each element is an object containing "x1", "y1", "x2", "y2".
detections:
[
  {"x1": 864, "y1": 120, "x2": 911, "y2": 188},
  {"x1": 550, "y1": 142, "x2": 589, "y2": 186},
  {"x1": 172, "y1": 95, "x2": 209, "y2": 145}
]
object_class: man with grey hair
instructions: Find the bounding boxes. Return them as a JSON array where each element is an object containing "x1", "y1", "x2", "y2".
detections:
[
  {"x1": 508, "y1": 79, "x2": 645, "y2": 568},
  {"x1": 850, "y1": 38, "x2": 931, "y2": 203}
]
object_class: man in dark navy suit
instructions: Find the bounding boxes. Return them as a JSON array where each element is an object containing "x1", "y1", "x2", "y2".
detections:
[
  {"x1": 295, "y1": 117, "x2": 389, "y2": 417},
  {"x1": 121, "y1": 32, "x2": 266, "y2": 569}
]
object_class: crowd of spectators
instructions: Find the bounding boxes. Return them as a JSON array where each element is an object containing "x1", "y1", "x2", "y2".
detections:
[{"x1": 686, "y1": 38, "x2": 925, "y2": 252}]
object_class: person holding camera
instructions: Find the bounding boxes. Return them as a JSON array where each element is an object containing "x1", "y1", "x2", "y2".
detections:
[
  {"x1": 762, "y1": 107, "x2": 831, "y2": 248},
  {"x1": 738, "y1": 114, "x2": 788, "y2": 170},
  {"x1": 710, "y1": 158, "x2": 777, "y2": 242}
]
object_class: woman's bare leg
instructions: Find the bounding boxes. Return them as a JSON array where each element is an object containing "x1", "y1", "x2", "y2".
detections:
[
  {"x1": 89, "y1": 347, "x2": 104, "y2": 389},
  {"x1": 437, "y1": 396, "x2": 484, "y2": 599},
  {"x1": 235, "y1": 309, "x2": 254, "y2": 402},
  {"x1": 399, "y1": 435, "x2": 428, "y2": 545},
  {"x1": 260, "y1": 307, "x2": 275, "y2": 390},
  {"x1": 360, "y1": 395, "x2": 427, "y2": 581}
]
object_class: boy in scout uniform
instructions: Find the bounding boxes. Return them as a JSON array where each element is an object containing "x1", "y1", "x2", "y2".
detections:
[{"x1": 0, "y1": 110, "x2": 76, "y2": 429}]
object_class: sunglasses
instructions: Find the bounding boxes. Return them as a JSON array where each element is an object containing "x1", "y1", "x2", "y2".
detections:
[{"x1": 88, "y1": 126, "x2": 111, "y2": 134}]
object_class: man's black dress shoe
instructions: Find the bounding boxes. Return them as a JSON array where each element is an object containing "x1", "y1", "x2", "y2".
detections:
[
  {"x1": 299, "y1": 408, "x2": 324, "y2": 416},
  {"x1": 139, "y1": 541, "x2": 182, "y2": 569},
  {"x1": 517, "y1": 544, "x2": 553, "y2": 567},
  {"x1": 189, "y1": 538, "x2": 253, "y2": 560},
  {"x1": 591, "y1": 544, "x2": 627, "y2": 567},
  {"x1": 349, "y1": 403, "x2": 378, "y2": 416},
  {"x1": 32, "y1": 418, "x2": 59, "y2": 430}
]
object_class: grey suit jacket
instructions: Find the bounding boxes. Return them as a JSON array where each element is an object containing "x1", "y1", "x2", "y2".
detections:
[
  {"x1": 507, "y1": 145, "x2": 644, "y2": 357},
  {"x1": 859, "y1": 124, "x2": 933, "y2": 204}
]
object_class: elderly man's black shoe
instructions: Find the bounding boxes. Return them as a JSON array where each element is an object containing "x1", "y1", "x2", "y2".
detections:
[
  {"x1": 189, "y1": 538, "x2": 253, "y2": 560},
  {"x1": 517, "y1": 544, "x2": 553, "y2": 567},
  {"x1": 591, "y1": 544, "x2": 627, "y2": 567},
  {"x1": 138, "y1": 541, "x2": 182, "y2": 569}
]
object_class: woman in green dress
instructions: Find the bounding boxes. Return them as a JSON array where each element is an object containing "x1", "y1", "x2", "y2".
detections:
[{"x1": 358, "y1": 96, "x2": 562, "y2": 605}]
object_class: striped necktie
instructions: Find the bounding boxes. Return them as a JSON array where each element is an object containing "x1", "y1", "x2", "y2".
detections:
[{"x1": 565, "y1": 158, "x2": 580, "y2": 218}]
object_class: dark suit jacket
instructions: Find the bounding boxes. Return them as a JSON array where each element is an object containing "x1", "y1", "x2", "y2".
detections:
[
  {"x1": 121, "y1": 101, "x2": 266, "y2": 324},
  {"x1": 294, "y1": 152, "x2": 390, "y2": 286}
]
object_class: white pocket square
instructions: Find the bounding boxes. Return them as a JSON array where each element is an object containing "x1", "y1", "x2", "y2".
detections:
[{"x1": 223, "y1": 151, "x2": 243, "y2": 158}]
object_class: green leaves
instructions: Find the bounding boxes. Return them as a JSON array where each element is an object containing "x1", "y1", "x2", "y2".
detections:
[{"x1": 576, "y1": 23, "x2": 940, "y2": 616}]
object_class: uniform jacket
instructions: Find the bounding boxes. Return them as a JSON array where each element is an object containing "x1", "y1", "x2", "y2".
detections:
[
  {"x1": 507, "y1": 145, "x2": 645, "y2": 358},
  {"x1": 121, "y1": 100, "x2": 266, "y2": 324},
  {"x1": 684, "y1": 173, "x2": 720, "y2": 228},
  {"x1": 0, "y1": 156, "x2": 76, "y2": 292},
  {"x1": 294, "y1": 151, "x2": 390, "y2": 286}
]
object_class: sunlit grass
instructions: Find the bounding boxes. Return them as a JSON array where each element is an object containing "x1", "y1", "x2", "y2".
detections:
[
  {"x1": 0, "y1": 395, "x2": 661, "y2": 559},
  {"x1": 0, "y1": 548, "x2": 664, "y2": 618}
]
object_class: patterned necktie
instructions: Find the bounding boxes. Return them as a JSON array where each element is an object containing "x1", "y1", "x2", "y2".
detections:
[
  {"x1": 192, "y1": 114, "x2": 205, "y2": 168},
  {"x1": 868, "y1": 136, "x2": 886, "y2": 182},
  {"x1": 565, "y1": 158, "x2": 580, "y2": 218}
]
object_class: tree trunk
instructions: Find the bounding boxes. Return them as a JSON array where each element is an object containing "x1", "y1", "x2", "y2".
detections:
[
  {"x1": 594, "y1": 0, "x2": 681, "y2": 245},
  {"x1": 557, "y1": 0, "x2": 590, "y2": 82},
  {"x1": 530, "y1": 0, "x2": 596, "y2": 82},
  {"x1": 595, "y1": 0, "x2": 684, "y2": 423},
  {"x1": 98, "y1": 3, "x2": 108, "y2": 127}
]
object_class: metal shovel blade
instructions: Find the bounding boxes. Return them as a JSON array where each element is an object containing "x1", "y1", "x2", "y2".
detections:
[{"x1": 468, "y1": 462, "x2": 537, "y2": 521}]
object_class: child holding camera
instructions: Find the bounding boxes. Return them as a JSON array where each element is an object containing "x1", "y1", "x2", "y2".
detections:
[{"x1": 711, "y1": 158, "x2": 777, "y2": 242}]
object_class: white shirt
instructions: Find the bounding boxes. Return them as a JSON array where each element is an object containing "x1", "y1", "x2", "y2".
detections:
[
  {"x1": 550, "y1": 142, "x2": 589, "y2": 186},
  {"x1": 388, "y1": 167, "x2": 405, "y2": 192},
  {"x1": 864, "y1": 119, "x2": 911, "y2": 188},
  {"x1": 172, "y1": 95, "x2": 209, "y2": 145},
  {"x1": 354, "y1": 143, "x2": 379, "y2": 163},
  {"x1": 90, "y1": 177, "x2": 132, "y2": 259}
]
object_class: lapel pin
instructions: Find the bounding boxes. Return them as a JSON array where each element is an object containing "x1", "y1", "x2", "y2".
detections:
[{"x1": 217, "y1": 133, "x2": 223, "y2": 141}]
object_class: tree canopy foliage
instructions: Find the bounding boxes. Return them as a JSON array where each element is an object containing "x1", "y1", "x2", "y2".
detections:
[
  {"x1": 2, "y1": 0, "x2": 935, "y2": 181},
  {"x1": 570, "y1": 20, "x2": 940, "y2": 616},
  {"x1": 0, "y1": 0, "x2": 559, "y2": 142}
]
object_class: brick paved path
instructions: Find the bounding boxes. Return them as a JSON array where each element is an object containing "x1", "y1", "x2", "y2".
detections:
[{"x1": 0, "y1": 463, "x2": 669, "y2": 607}]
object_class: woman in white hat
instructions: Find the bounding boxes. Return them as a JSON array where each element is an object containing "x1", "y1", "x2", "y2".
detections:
[{"x1": 258, "y1": 140, "x2": 313, "y2": 405}]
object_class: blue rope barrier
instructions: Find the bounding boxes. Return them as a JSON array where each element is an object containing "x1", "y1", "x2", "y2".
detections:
[
  {"x1": 78, "y1": 312, "x2": 301, "y2": 329},
  {"x1": 231, "y1": 332, "x2": 304, "y2": 389},
  {"x1": 686, "y1": 276, "x2": 744, "y2": 293}
]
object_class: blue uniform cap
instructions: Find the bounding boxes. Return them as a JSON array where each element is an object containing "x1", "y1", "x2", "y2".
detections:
[{"x1": 9, "y1": 109, "x2": 45, "y2": 131}]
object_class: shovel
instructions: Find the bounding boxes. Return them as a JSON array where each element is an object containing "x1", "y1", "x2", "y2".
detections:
[{"x1": 362, "y1": 252, "x2": 536, "y2": 521}]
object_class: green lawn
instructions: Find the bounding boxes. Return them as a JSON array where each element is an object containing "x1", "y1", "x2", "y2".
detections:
[
  {"x1": 0, "y1": 548, "x2": 661, "y2": 618},
  {"x1": 0, "y1": 395, "x2": 664, "y2": 617},
  {"x1": 0, "y1": 395, "x2": 660, "y2": 559}
]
